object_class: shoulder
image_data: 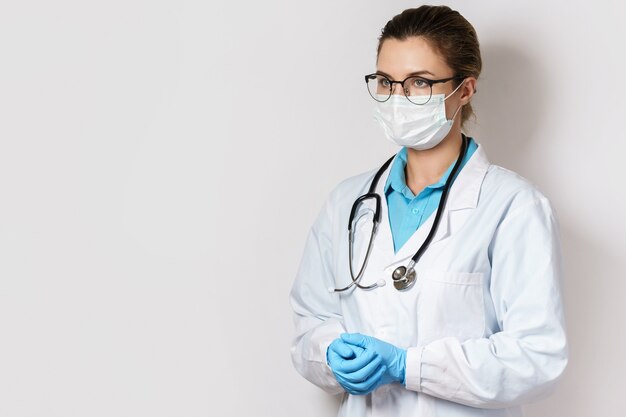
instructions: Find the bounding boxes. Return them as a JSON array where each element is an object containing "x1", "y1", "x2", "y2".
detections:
[
  {"x1": 307, "y1": 167, "x2": 382, "y2": 235},
  {"x1": 326, "y1": 167, "x2": 379, "y2": 208},
  {"x1": 483, "y1": 164, "x2": 549, "y2": 201},
  {"x1": 481, "y1": 164, "x2": 558, "y2": 225}
]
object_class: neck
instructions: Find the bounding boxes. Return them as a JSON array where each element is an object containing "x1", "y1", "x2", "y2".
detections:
[{"x1": 404, "y1": 130, "x2": 464, "y2": 193}]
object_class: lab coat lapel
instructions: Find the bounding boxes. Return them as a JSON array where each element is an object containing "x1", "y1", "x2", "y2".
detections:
[
  {"x1": 429, "y1": 144, "x2": 490, "y2": 244},
  {"x1": 383, "y1": 144, "x2": 491, "y2": 267}
]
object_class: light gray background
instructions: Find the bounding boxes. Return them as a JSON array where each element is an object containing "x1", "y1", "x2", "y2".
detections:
[{"x1": 0, "y1": 1, "x2": 624, "y2": 416}]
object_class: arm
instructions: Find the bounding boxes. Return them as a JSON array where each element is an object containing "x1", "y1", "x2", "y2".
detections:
[
  {"x1": 404, "y1": 196, "x2": 569, "y2": 408},
  {"x1": 289, "y1": 193, "x2": 345, "y2": 394}
]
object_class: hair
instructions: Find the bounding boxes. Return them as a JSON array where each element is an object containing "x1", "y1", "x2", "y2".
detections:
[{"x1": 377, "y1": 5, "x2": 482, "y2": 128}]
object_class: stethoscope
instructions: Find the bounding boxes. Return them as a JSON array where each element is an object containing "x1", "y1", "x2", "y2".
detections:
[{"x1": 330, "y1": 134, "x2": 469, "y2": 293}]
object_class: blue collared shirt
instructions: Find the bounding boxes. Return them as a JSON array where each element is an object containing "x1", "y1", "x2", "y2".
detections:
[{"x1": 384, "y1": 138, "x2": 478, "y2": 253}]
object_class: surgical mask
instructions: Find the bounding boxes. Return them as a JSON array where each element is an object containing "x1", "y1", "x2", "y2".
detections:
[{"x1": 373, "y1": 81, "x2": 464, "y2": 150}]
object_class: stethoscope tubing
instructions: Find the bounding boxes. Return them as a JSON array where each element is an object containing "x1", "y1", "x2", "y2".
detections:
[
  {"x1": 331, "y1": 134, "x2": 469, "y2": 293},
  {"x1": 406, "y1": 134, "x2": 468, "y2": 266}
]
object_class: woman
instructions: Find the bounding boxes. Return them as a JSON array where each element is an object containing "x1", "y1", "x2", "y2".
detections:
[{"x1": 289, "y1": 5, "x2": 568, "y2": 416}]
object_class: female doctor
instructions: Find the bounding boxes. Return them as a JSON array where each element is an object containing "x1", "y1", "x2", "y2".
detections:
[{"x1": 289, "y1": 5, "x2": 568, "y2": 416}]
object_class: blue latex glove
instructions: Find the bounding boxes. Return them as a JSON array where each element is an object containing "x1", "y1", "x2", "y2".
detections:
[
  {"x1": 326, "y1": 338, "x2": 388, "y2": 395},
  {"x1": 341, "y1": 333, "x2": 407, "y2": 387}
]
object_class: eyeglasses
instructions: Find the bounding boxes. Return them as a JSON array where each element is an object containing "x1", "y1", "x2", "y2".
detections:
[{"x1": 364, "y1": 73, "x2": 465, "y2": 105}]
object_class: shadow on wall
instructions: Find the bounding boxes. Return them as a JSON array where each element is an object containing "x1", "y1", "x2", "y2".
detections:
[{"x1": 470, "y1": 42, "x2": 546, "y2": 175}]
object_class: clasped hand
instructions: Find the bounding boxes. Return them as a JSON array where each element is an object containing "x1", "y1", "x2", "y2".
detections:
[{"x1": 326, "y1": 333, "x2": 406, "y2": 395}]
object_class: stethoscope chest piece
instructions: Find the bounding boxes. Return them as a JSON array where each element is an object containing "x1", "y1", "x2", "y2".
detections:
[{"x1": 392, "y1": 265, "x2": 416, "y2": 291}]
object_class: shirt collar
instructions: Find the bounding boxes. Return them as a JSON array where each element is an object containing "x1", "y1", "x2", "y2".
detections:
[
  {"x1": 384, "y1": 144, "x2": 462, "y2": 199},
  {"x1": 384, "y1": 147, "x2": 410, "y2": 197}
]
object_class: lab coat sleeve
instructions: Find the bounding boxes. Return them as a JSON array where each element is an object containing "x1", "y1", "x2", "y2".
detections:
[
  {"x1": 404, "y1": 195, "x2": 569, "y2": 408},
  {"x1": 289, "y1": 192, "x2": 345, "y2": 395}
]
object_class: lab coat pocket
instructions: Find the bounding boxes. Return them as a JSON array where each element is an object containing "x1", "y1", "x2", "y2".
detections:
[{"x1": 416, "y1": 270, "x2": 485, "y2": 344}]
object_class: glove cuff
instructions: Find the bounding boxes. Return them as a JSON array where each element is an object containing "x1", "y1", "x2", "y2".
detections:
[{"x1": 396, "y1": 348, "x2": 407, "y2": 385}]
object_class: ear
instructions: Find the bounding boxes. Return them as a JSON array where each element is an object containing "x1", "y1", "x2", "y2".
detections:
[{"x1": 459, "y1": 76, "x2": 477, "y2": 106}]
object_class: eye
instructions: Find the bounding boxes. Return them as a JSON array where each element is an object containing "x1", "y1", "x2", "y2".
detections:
[
  {"x1": 378, "y1": 77, "x2": 391, "y2": 88},
  {"x1": 411, "y1": 78, "x2": 428, "y2": 88}
]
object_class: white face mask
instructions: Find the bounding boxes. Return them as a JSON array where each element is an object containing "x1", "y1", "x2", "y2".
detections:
[{"x1": 373, "y1": 80, "x2": 464, "y2": 150}]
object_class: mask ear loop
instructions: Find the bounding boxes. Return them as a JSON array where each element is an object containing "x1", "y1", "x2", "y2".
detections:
[
  {"x1": 444, "y1": 78, "x2": 466, "y2": 121},
  {"x1": 449, "y1": 101, "x2": 463, "y2": 121},
  {"x1": 444, "y1": 78, "x2": 466, "y2": 100}
]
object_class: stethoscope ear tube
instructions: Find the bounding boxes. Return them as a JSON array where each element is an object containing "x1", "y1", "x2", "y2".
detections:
[
  {"x1": 348, "y1": 193, "x2": 381, "y2": 233},
  {"x1": 334, "y1": 156, "x2": 395, "y2": 293}
]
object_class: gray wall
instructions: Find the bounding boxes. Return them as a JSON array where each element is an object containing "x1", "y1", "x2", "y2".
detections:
[{"x1": 0, "y1": 1, "x2": 623, "y2": 416}]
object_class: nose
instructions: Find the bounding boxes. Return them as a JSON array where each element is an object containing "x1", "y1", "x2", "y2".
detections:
[{"x1": 390, "y1": 82, "x2": 407, "y2": 96}]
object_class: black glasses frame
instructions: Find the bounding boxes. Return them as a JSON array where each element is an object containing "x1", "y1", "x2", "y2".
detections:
[{"x1": 364, "y1": 73, "x2": 465, "y2": 105}]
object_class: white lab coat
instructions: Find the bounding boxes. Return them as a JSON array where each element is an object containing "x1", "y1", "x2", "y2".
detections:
[{"x1": 289, "y1": 142, "x2": 568, "y2": 416}]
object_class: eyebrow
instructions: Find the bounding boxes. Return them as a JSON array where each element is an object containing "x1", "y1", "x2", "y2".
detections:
[{"x1": 376, "y1": 70, "x2": 435, "y2": 78}]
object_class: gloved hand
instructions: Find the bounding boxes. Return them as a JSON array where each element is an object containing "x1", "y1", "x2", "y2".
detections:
[
  {"x1": 326, "y1": 337, "x2": 387, "y2": 395},
  {"x1": 341, "y1": 333, "x2": 406, "y2": 387}
]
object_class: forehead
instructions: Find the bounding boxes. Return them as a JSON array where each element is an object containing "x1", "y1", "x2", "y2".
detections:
[{"x1": 377, "y1": 36, "x2": 452, "y2": 79}]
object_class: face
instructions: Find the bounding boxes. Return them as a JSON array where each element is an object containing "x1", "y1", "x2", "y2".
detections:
[{"x1": 376, "y1": 36, "x2": 476, "y2": 120}]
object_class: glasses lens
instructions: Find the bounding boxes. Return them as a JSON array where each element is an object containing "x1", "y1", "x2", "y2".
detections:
[
  {"x1": 404, "y1": 77, "x2": 432, "y2": 105},
  {"x1": 366, "y1": 75, "x2": 391, "y2": 102}
]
